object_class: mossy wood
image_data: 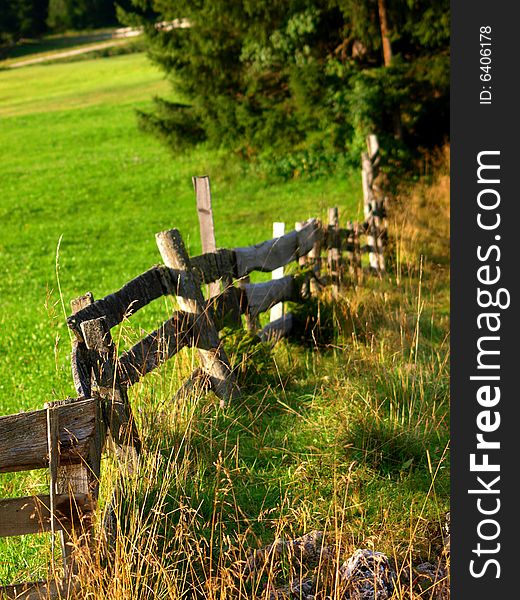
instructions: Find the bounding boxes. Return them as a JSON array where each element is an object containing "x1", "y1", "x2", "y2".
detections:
[
  {"x1": 67, "y1": 265, "x2": 179, "y2": 338},
  {"x1": 118, "y1": 311, "x2": 197, "y2": 385}
]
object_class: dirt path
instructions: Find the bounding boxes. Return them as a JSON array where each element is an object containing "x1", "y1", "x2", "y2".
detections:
[
  {"x1": 6, "y1": 28, "x2": 142, "y2": 69},
  {"x1": 5, "y1": 21, "x2": 189, "y2": 69}
]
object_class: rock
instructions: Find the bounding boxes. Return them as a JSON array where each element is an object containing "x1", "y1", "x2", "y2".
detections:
[
  {"x1": 243, "y1": 530, "x2": 328, "y2": 575},
  {"x1": 443, "y1": 512, "x2": 450, "y2": 553},
  {"x1": 340, "y1": 549, "x2": 395, "y2": 600},
  {"x1": 415, "y1": 560, "x2": 449, "y2": 600},
  {"x1": 417, "y1": 561, "x2": 445, "y2": 580},
  {"x1": 266, "y1": 578, "x2": 315, "y2": 600}
]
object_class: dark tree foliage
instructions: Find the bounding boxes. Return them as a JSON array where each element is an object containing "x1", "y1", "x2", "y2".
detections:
[
  {"x1": 1, "y1": 0, "x2": 49, "y2": 43},
  {"x1": 1, "y1": 0, "x2": 120, "y2": 42},
  {"x1": 47, "y1": 0, "x2": 118, "y2": 32},
  {"x1": 120, "y1": 0, "x2": 449, "y2": 166}
]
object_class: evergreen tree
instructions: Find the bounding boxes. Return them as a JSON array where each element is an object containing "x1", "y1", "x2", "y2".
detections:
[
  {"x1": 1, "y1": 0, "x2": 49, "y2": 43},
  {"x1": 47, "y1": 0, "x2": 118, "y2": 31},
  {"x1": 120, "y1": 0, "x2": 449, "y2": 164}
]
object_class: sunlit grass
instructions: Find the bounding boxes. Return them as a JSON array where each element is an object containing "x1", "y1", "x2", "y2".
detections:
[{"x1": 0, "y1": 49, "x2": 449, "y2": 598}]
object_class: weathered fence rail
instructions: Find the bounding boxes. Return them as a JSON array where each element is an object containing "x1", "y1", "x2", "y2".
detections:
[
  {"x1": 0, "y1": 397, "x2": 106, "y2": 598},
  {"x1": 0, "y1": 135, "x2": 388, "y2": 598}
]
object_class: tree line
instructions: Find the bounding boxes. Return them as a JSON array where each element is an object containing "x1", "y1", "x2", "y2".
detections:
[
  {"x1": 0, "y1": 0, "x2": 118, "y2": 44},
  {"x1": 120, "y1": 0, "x2": 450, "y2": 172},
  {"x1": 2, "y1": 1, "x2": 450, "y2": 174}
]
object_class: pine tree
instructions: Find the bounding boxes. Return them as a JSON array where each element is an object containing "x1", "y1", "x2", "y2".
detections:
[
  {"x1": 47, "y1": 0, "x2": 118, "y2": 31},
  {"x1": 120, "y1": 0, "x2": 449, "y2": 163},
  {"x1": 1, "y1": 0, "x2": 49, "y2": 43}
]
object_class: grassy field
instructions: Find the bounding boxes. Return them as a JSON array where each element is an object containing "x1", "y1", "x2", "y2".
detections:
[
  {"x1": 0, "y1": 50, "x2": 449, "y2": 598},
  {"x1": 0, "y1": 52, "x2": 361, "y2": 415}
]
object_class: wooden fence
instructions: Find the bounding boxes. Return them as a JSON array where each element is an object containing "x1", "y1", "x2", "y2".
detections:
[{"x1": 0, "y1": 135, "x2": 387, "y2": 599}]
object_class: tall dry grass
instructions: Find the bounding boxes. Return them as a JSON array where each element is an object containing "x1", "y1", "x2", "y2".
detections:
[{"x1": 30, "y1": 149, "x2": 450, "y2": 600}]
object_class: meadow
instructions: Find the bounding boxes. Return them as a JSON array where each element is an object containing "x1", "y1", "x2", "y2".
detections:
[{"x1": 0, "y1": 50, "x2": 449, "y2": 598}]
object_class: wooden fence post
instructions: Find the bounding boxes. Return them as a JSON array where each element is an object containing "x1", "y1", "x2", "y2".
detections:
[
  {"x1": 80, "y1": 316, "x2": 141, "y2": 549},
  {"x1": 367, "y1": 134, "x2": 379, "y2": 162},
  {"x1": 366, "y1": 216, "x2": 380, "y2": 273},
  {"x1": 46, "y1": 293, "x2": 100, "y2": 578},
  {"x1": 346, "y1": 221, "x2": 356, "y2": 282},
  {"x1": 193, "y1": 175, "x2": 242, "y2": 327},
  {"x1": 308, "y1": 230, "x2": 322, "y2": 296},
  {"x1": 327, "y1": 208, "x2": 340, "y2": 297},
  {"x1": 70, "y1": 293, "x2": 94, "y2": 399},
  {"x1": 295, "y1": 222, "x2": 308, "y2": 267},
  {"x1": 270, "y1": 222, "x2": 285, "y2": 322},
  {"x1": 361, "y1": 152, "x2": 374, "y2": 220},
  {"x1": 43, "y1": 397, "x2": 105, "y2": 580},
  {"x1": 295, "y1": 221, "x2": 310, "y2": 297},
  {"x1": 362, "y1": 133, "x2": 379, "y2": 216},
  {"x1": 353, "y1": 222, "x2": 363, "y2": 282},
  {"x1": 46, "y1": 405, "x2": 59, "y2": 567},
  {"x1": 193, "y1": 175, "x2": 221, "y2": 299},
  {"x1": 362, "y1": 134, "x2": 386, "y2": 274},
  {"x1": 374, "y1": 215, "x2": 386, "y2": 274},
  {"x1": 80, "y1": 317, "x2": 140, "y2": 466},
  {"x1": 156, "y1": 228, "x2": 240, "y2": 406}
]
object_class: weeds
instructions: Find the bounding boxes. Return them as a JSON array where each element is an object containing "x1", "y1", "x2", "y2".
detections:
[
  {"x1": 0, "y1": 144, "x2": 449, "y2": 598},
  {"x1": 58, "y1": 150, "x2": 450, "y2": 598}
]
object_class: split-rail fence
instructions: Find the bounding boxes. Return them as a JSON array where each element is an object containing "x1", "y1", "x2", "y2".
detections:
[{"x1": 0, "y1": 135, "x2": 386, "y2": 599}]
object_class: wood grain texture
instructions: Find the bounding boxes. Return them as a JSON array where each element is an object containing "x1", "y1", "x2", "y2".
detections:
[
  {"x1": 234, "y1": 218, "x2": 320, "y2": 277},
  {"x1": 0, "y1": 399, "x2": 99, "y2": 473},
  {"x1": 81, "y1": 317, "x2": 141, "y2": 458},
  {"x1": 0, "y1": 494, "x2": 90, "y2": 538},
  {"x1": 189, "y1": 219, "x2": 321, "y2": 284},
  {"x1": 190, "y1": 249, "x2": 237, "y2": 284},
  {"x1": 70, "y1": 293, "x2": 95, "y2": 398},
  {"x1": 327, "y1": 208, "x2": 340, "y2": 297},
  {"x1": 259, "y1": 313, "x2": 294, "y2": 342},
  {"x1": 61, "y1": 296, "x2": 102, "y2": 574},
  {"x1": 366, "y1": 134, "x2": 379, "y2": 160},
  {"x1": 46, "y1": 406, "x2": 59, "y2": 542},
  {"x1": 70, "y1": 342, "x2": 92, "y2": 399},
  {"x1": 67, "y1": 265, "x2": 178, "y2": 337},
  {"x1": 361, "y1": 151, "x2": 375, "y2": 219},
  {"x1": 118, "y1": 311, "x2": 196, "y2": 385},
  {"x1": 156, "y1": 228, "x2": 240, "y2": 406},
  {"x1": 0, "y1": 579, "x2": 75, "y2": 600},
  {"x1": 194, "y1": 175, "x2": 220, "y2": 298},
  {"x1": 244, "y1": 276, "x2": 297, "y2": 320}
]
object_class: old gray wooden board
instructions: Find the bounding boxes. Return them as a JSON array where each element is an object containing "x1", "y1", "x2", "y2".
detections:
[
  {"x1": 0, "y1": 399, "x2": 99, "y2": 473},
  {"x1": 0, "y1": 494, "x2": 89, "y2": 538}
]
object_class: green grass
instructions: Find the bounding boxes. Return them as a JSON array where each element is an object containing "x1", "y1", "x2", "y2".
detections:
[
  {"x1": 0, "y1": 52, "x2": 168, "y2": 115},
  {"x1": 0, "y1": 51, "x2": 449, "y2": 597},
  {"x1": 0, "y1": 52, "x2": 360, "y2": 416}
]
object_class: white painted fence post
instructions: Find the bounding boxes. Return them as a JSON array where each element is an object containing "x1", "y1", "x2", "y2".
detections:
[{"x1": 270, "y1": 222, "x2": 285, "y2": 322}]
